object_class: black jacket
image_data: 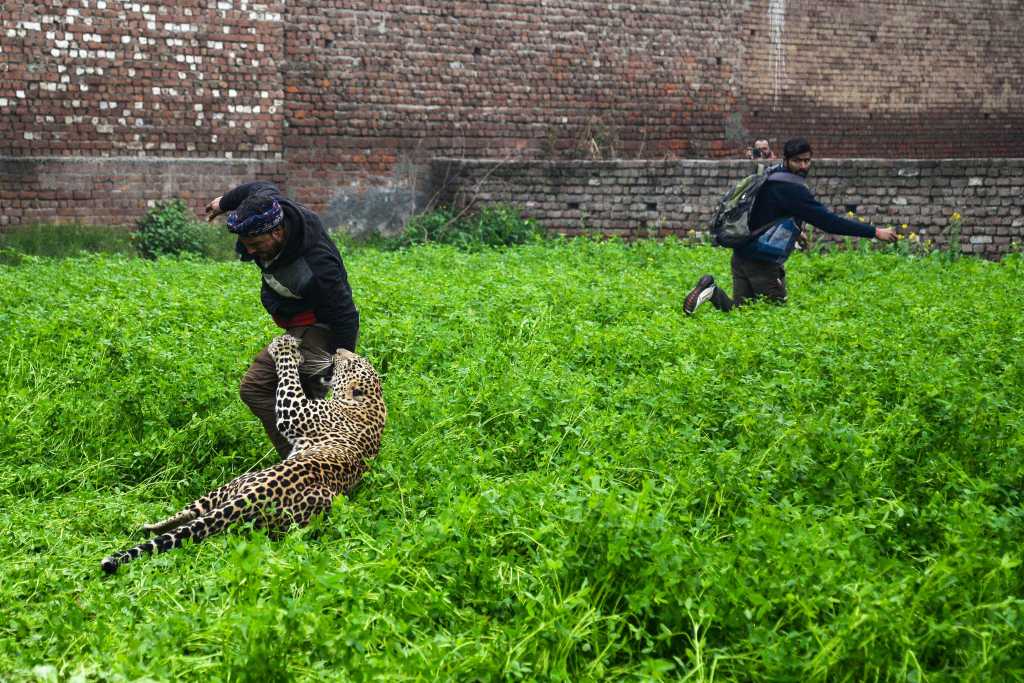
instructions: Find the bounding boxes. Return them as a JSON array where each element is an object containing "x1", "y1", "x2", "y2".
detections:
[
  {"x1": 220, "y1": 182, "x2": 358, "y2": 344},
  {"x1": 748, "y1": 167, "x2": 876, "y2": 238}
]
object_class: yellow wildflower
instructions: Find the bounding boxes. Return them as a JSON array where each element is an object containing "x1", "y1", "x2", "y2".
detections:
[{"x1": 951, "y1": 211, "x2": 962, "y2": 221}]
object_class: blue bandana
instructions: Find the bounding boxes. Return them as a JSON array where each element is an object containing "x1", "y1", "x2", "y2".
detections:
[{"x1": 226, "y1": 200, "x2": 283, "y2": 235}]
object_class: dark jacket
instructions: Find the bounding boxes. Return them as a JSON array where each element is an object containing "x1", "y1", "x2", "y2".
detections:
[
  {"x1": 220, "y1": 182, "x2": 358, "y2": 345},
  {"x1": 739, "y1": 165, "x2": 876, "y2": 260}
]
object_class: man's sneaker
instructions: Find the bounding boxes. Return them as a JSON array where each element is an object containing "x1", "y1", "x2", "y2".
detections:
[{"x1": 683, "y1": 275, "x2": 716, "y2": 315}]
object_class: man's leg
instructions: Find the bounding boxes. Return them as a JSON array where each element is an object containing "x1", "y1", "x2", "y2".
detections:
[
  {"x1": 239, "y1": 345, "x2": 291, "y2": 458},
  {"x1": 238, "y1": 325, "x2": 349, "y2": 459},
  {"x1": 688, "y1": 252, "x2": 753, "y2": 317},
  {"x1": 730, "y1": 252, "x2": 758, "y2": 307},
  {"x1": 685, "y1": 253, "x2": 789, "y2": 315},
  {"x1": 288, "y1": 324, "x2": 347, "y2": 400},
  {"x1": 733, "y1": 254, "x2": 787, "y2": 306},
  {"x1": 684, "y1": 271, "x2": 738, "y2": 315}
]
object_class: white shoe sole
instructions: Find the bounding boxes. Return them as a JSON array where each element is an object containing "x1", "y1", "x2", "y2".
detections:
[{"x1": 685, "y1": 286, "x2": 715, "y2": 315}]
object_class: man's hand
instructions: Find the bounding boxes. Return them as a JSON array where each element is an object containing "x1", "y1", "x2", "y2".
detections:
[
  {"x1": 875, "y1": 227, "x2": 898, "y2": 242},
  {"x1": 205, "y1": 196, "x2": 224, "y2": 222}
]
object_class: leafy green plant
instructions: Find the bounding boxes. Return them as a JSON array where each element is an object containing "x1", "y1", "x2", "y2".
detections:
[
  {"x1": 0, "y1": 246, "x2": 26, "y2": 266},
  {"x1": 0, "y1": 219, "x2": 238, "y2": 263},
  {"x1": 132, "y1": 199, "x2": 207, "y2": 259},
  {"x1": 944, "y1": 210, "x2": 964, "y2": 261},
  {"x1": 386, "y1": 205, "x2": 543, "y2": 250}
]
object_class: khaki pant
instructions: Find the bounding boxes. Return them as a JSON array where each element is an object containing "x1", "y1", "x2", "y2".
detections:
[{"x1": 239, "y1": 325, "x2": 350, "y2": 458}]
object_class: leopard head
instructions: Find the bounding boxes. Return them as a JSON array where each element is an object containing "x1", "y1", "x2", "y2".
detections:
[{"x1": 330, "y1": 348, "x2": 383, "y2": 403}]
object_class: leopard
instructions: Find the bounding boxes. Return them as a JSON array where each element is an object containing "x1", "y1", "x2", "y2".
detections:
[{"x1": 100, "y1": 334, "x2": 387, "y2": 574}]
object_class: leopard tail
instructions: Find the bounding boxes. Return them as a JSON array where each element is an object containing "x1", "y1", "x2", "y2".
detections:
[
  {"x1": 141, "y1": 504, "x2": 203, "y2": 534},
  {"x1": 101, "y1": 502, "x2": 254, "y2": 574},
  {"x1": 140, "y1": 470, "x2": 264, "y2": 534}
]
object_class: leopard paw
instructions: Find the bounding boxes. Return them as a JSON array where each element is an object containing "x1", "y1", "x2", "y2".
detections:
[{"x1": 268, "y1": 334, "x2": 302, "y2": 361}]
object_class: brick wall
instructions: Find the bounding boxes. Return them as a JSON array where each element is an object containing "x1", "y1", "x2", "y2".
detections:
[
  {"x1": 430, "y1": 158, "x2": 1024, "y2": 258},
  {"x1": 1, "y1": 0, "x2": 286, "y2": 158},
  {"x1": 734, "y1": 2, "x2": 1024, "y2": 159},
  {"x1": 1, "y1": 0, "x2": 1022, "y2": 229},
  {"x1": 0, "y1": 156, "x2": 283, "y2": 228}
]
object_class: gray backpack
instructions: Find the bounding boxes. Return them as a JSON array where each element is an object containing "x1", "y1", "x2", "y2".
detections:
[{"x1": 709, "y1": 168, "x2": 806, "y2": 248}]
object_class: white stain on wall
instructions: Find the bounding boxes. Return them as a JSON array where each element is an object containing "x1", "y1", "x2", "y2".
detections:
[{"x1": 768, "y1": 0, "x2": 786, "y2": 103}]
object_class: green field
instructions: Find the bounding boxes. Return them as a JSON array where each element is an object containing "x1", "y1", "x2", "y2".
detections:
[{"x1": 1, "y1": 241, "x2": 1022, "y2": 681}]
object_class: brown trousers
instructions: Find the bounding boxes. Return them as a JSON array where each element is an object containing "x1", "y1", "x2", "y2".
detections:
[{"x1": 239, "y1": 325, "x2": 345, "y2": 458}]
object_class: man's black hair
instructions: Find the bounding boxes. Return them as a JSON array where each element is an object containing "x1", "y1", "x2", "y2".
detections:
[
  {"x1": 236, "y1": 192, "x2": 277, "y2": 221},
  {"x1": 783, "y1": 137, "x2": 812, "y2": 160}
]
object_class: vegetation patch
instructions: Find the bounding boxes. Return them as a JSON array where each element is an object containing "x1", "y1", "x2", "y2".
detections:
[
  {"x1": 0, "y1": 223, "x2": 134, "y2": 261},
  {"x1": 379, "y1": 205, "x2": 543, "y2": 250},
  {"x1": 1, "y1": 241, "x2": 1022, "y2": 680},
  {"x1": 132, "y1": 199, "x2": 238, "y2": 261}
]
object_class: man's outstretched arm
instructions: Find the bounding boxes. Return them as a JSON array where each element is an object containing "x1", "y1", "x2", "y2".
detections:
[
  {"x1": 784, "y1": 186, "x2": 897, "y2": 241},
  {"x1": 205, "y1": 182, "x2": 282, "y2": 221}
]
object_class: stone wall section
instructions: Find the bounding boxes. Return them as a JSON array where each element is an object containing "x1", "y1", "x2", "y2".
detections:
[
  {"x1": 431, "y1": 158, "x2": 1024, "y2": 257},
  {"x1": 275, "y1": 0, "x2": 1024, "y2": 182},
  {"x1": 277, "y1": 1, "x2": 740, "y2": 222}
]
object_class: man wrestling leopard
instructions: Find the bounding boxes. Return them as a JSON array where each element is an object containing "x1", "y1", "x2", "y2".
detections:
[
  {"x1": 206, "y1": 181, "x2": 361, "y2": 459},
  {"x1": 100, "y1": 334, "x2": 387, "y2": 573}
]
